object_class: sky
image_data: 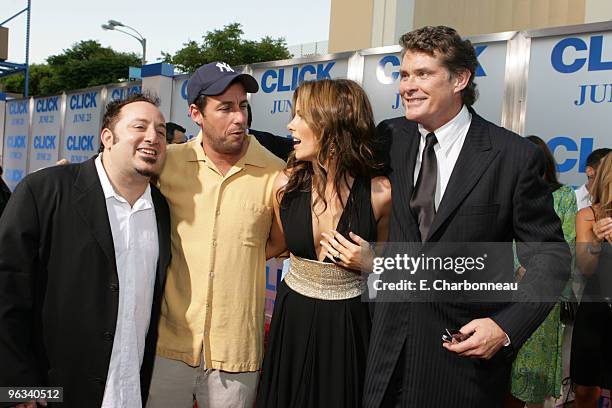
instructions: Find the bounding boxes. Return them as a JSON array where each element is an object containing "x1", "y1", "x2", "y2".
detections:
[{"x1": 2, "y1": 0, "x2": 331, "y2": 65}]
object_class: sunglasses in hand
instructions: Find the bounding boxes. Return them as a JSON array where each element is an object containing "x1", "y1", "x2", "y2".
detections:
[{"x1": 441, "y1": 328, "x2": 471, "y2": 343}]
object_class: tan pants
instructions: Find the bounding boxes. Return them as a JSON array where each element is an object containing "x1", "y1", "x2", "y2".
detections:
[{"x1": 146, "y1": 356, "x2": 259, "y2": 408}]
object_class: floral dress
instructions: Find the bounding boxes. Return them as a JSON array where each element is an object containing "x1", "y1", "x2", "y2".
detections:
[{"x1": 510, "y1": 184, "x2": 577, "y2": 403}]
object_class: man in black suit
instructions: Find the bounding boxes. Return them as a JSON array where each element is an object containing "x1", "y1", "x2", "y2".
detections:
[
  {"x1": 363, "y1": 26, "x2": 570, "y2": 407},
  {"x1": 0, "y1": 94, "x2": 171, "y2": 408},
  {"x1": 165, "y1": 122, "x2": 187, "y2": 144},
  {"x1": 247, "y1": 104, "x2": 293, "y2": 161}
]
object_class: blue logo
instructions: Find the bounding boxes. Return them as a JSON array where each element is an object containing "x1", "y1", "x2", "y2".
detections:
[
  {"x1": 8, "y1": 101, "x2": 28, "y2": 115},
  {"x1": 69, "y1": 92, "x2": 97, "y2": 110},
  {"x1": 35, "y1": 97, "x2": 59, "y2": 113},
  {"x1": 551, "y1": 35, "x2": 612, "y2": 74},
  {"x1": 376, "y1": 55, "x2": 401, "y2": 85},
  {"x1": 33, "y1": 135, "x2": 57, "y2": 150},
  {"x1": 181, "y1": 80, "x2": 188, "y2": 100},
  {"x1": 111, "y1": 86, "x2": 141, "y2": 101},
  {"x1": 376, "y1": 48, "x2": 487, "y2": 85},
  {"x1": 474, "y1": 45, "x2": 487, "y2": 77},
  {"x1": 7, "y1": 135, "x2": 26, "y2": 149},
  {"x1": 261, "y1": 62, "x2": 335, "y2": 93},
  {"x1": 5, "y1": 169, "x2": 24, "y2": 182},
  {"x1": 548, "y1": 136, "x2": 594, "y2": 173},
  {"x1": 66, "y1": 135, "x2": 95, "y2": 151}
]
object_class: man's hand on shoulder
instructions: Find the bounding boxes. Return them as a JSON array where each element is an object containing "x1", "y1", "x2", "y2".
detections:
[{"x1": 442, "y1": 318, "x2": 509, "y2": 360}]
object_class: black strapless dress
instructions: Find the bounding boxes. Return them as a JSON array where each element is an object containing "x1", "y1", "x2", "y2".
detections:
[
  {"x1": 570, "y1": 242, "x2": 612, "y2": 389},
  {"x1": 256, "y1": 176, "x2": 377, "y2": 408}
]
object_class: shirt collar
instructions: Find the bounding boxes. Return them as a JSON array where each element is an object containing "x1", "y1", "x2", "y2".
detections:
[
  {"x1": 188, "y1": 131, "x2": 269, "y2": 168},
  {"x1": 95, "y1": 154, "x2": 153, "y2": 209},
  {"x1": 418, "y1": 105, "x2": 471, "y2": 152}
]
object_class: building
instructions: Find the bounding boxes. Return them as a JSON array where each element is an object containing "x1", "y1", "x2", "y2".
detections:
[{"x1": 329, "y1": 0, "x2": 612, "y2": 53}]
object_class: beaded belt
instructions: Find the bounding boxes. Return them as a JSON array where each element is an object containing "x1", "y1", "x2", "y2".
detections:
[{"x1": 284, "y1": 254, "x2": 365, "y2": 300}]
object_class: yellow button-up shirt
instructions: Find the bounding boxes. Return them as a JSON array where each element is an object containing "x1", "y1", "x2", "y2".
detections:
[{"x1": 156, "y1": 132, "x2": 285, "y2": 372}]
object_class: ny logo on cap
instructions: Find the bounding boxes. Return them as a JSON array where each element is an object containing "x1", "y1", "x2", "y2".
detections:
[{"x1": 216, "y1": 62, "x2": 234, "y2": 73}]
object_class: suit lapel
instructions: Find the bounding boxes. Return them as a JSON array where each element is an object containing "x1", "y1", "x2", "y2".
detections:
[
  {"x1": 387, "y1": 119, "x2": 421, "y2": 241},
  {"x1": 73, "y1": 157, "x2": 117, "y2": 266},
  {"x1": 426, "y1": 113, "x2": 498, "y2": 241},
  {"x1": 151, "y1": 187, "x2": 169, "y2": 289},
  {"x1": 400, "y1": 126, "x2": 419, "y2": 212}
]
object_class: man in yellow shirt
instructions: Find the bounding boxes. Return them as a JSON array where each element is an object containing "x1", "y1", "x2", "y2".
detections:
[{"x1": 147, "y1": 62, "x2": 285, "y2": 408}]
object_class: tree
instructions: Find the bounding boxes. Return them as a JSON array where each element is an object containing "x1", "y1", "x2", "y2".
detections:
[
  {"x1": 163, "y1": 23, "x2": 292, "y2": 73},
  {"x1": 46, "y1": 40, "x2": 140, "y2": 93},
  {"x1": 0, "y1": 63, "x2": 55, "y2": 96},
  {"x1": 0, "y1": 40, "x2": 140, "y2": 96}
]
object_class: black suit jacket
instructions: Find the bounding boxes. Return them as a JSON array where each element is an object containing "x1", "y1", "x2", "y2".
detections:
[
  {"x1": 0, "y1": 157, "x2": 170, "y2": 407},
  {"x1": 250, "y1": 129, "x2": 293, "y2": 161},
  {"x1": 363, "y1": 111, "x2": 570, "y2": 407}
]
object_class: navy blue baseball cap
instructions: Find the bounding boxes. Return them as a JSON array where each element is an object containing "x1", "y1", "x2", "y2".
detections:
[{"x1": 187, "y1": 61, "x2": 259, "y2": 105}]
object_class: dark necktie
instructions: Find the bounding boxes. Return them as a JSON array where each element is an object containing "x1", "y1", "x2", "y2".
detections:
[{"x1": 410, "y1": 132, "x2": 438, "y2": 241}]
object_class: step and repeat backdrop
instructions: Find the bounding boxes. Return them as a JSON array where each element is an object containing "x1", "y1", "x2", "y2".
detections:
[
  {"x1": 3, "y1": 99, "x2": 29, "y2": 190},
  {"x1": 2, "y1": 83, "x2": 141, "y2": 190},
  {"x1": 523, "y1": 28, "x2": 612, "y2": 187},
  {"x1": 29, "y1": 95, "x2": 61, "y2": 173},
  {"x1": 6, "y1": 26, "x2": 609, "y2": 189},
  {"x1": 2, "y1": 23, "x2": 610, "y2": 318},
  {"x1": 359, "y1": 38, "x2": 509, "y2": 126},
  {"x1": 248, "y1": 56, "x2": 351, "y2": 138},
  {"x1": 169, "y1": 74, "x2": 200, "y2": 141}
]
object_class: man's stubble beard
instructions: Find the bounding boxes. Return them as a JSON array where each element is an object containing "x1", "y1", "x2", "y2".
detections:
[
  {"x1": 135, "y1": 168, "x2": 156, "y2": 178},
  {"x1": 135, "y1": 156, "x2": 161, "y2": 178},
  {"x1": 208, "y1": 133, "x2": 246, "y2": 155}
]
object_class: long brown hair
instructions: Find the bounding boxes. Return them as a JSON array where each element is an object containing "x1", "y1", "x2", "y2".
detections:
[
  {"x1": 278, "y1": 79, "x2": 383, "y2": 214},
  {"x1": 591, "y1": 152, "x2": 612, "y2": 220}
]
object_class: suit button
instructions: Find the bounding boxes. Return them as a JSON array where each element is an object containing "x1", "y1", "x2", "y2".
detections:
[
  {"x1": 109, "y1": 283, "x2": 119, "y2": 292},
  {"x1": 103, "y1": 331, "x2": 113, "y2": 341},
  {"x1": 93, "y1": 377, "x2": 105, "y2": 385}
]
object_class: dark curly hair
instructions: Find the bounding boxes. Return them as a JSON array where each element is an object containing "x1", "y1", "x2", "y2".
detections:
[
  {"x1": 278, "y1": 79, "x2": 383, "y2": 215},
  {"x1": 102, "y1": 92, "x2": 160, "y2": 132},
  {"x1": 400, "y1": 25, "x2": 479, "y2": 106}
]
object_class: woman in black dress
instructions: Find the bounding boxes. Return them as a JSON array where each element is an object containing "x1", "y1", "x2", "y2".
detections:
[
  {"x1": 258, "y1": 79, "x2": 392, "y2": 408},
  {"x1": 571, "y1": 152, "x2": 612, "y2": 407}
]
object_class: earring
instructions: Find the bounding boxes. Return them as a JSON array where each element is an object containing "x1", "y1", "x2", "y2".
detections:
[{"x1": 329, "y1": 143, "x2": 336, "y2": 159}]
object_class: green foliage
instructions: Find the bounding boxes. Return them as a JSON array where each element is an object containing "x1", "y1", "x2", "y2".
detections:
[
  {"x1": 163, "y1": 23, "x2": 292, "y2": 73},
  {"x1": 1, "y1": 24, "x2": 291, "y2": 95},
  {"x1": 0, "y1": 40, "x2": 140, "y2": 96},
  {"x1": 1, "y1": 63, "x2": 55, "y2": 96}
]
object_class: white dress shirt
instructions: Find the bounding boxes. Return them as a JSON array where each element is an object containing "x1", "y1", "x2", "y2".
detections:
[
  {"x1": 575, "y1": 183, "x2": 591, "y2": 210},
  {"x1": 413, "y1": 105, "x2": 472, "y2": 210},
  {"x1": 411, "y1": 107, "x2": 511, "y2": 346},
  {"x1": 95, "y1": 155, "x2": 158, "y2": 408}
]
